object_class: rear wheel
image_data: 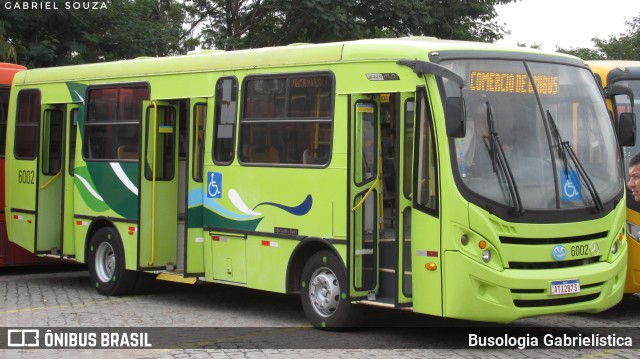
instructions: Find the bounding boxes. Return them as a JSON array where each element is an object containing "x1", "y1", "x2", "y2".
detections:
[
  {"x1": 300, "y1": 250, "x2": 359, "y2": 329},
  {"x1": 88, "y1": 227, "x2": 138, "y2": 296}
]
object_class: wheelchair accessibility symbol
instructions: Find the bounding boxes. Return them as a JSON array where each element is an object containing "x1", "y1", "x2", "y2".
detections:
[
  {"x1": 207, "y1": 172, "x2": 222, "y2": 198},
  {"x1": 560, "y1": 170, "x2": 582, "y2": 201}
]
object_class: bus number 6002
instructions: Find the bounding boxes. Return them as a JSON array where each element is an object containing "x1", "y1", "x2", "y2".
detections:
[
  {"x1": 18, "y1": 170, "x2": 35, "y2": 184},
  {"x1": 571, "y1": 244, "x2": 590, "y2": 257}
]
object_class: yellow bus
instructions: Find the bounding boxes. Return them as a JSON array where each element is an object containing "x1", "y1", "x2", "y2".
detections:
[
  {"x1": 588, "y1": 60, "x2": 640, "y2": 292},
  {"x1": 5, "y1": 38, "x2": 629, "y2": 328}
]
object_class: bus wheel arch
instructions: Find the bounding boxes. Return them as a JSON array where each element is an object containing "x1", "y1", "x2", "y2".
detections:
[
  {"x1": 83, "y1": 217, "x2": 115, "y2": 263},
  {"x1": 286, "y1": 238, "x2": 342, "y2": 294},
  {"x1": 85, "y1": 219, "x2": 138, "y2": 296}
]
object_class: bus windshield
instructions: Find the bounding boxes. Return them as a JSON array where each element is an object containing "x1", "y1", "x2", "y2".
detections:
[{"x1": 441, "y1": 59, "x2": 622, "y2": 211}]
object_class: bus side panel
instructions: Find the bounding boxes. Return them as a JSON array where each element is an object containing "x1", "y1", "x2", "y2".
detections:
[
  {"x1": 73, "y1": 161, "x2": 140, "y2": 266},
  {"x1": 73, "y1": 216, "x2": 90, "y2": 263},
  {"x1": 116, "y1": 221, "x2": 138, "y2": 270},
  {"x1": 200, "y1": 161, "x2": 346, "y2": 289},
  {"x1": 246, "y1": 237, "x2": 297, "y2": 292}
]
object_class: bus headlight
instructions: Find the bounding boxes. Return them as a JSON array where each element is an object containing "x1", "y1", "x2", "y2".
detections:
[
  {"x1": 482, "y1": 249, "x2": 491, "y2": 263},
  {"x1": 612, "y1": 241, "x2": 618, "y2": 255}
]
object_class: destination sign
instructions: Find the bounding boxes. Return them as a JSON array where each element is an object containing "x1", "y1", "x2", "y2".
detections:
[{"x1": 469, "y1": 71, "x2": 559, "y2": 95}]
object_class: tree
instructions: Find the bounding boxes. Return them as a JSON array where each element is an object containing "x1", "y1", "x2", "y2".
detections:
[
  {"x1": 557, "y1": 15, "x2": 640, "y2": 60},
  {"x1": 0, "y1": 22, "x2": 17, "y2": 62},
  {"x1": 186, "y1": 0, "x2": 518, "y2": 51},
  {"x1": 0, "y1": 0, "x2": 196, "y2": 68},
  {"x1": 555, "y1": 47, "x2": 606, "y2": 60}
]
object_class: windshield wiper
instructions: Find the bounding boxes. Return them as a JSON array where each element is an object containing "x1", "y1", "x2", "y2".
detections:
[
  {"x1": 546, "y1": 111, "x2": 604, "y2": 213},
  {"x1": 482, "y1": 101, "x2": 524, "y2": 216},
  {"x1": 546, "y1": 110, "x2": 570, "y2": 177}
]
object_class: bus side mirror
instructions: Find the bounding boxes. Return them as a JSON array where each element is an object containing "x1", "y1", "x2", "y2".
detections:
[
  {"x1": 606, "y1": 84, "x2": 635, "y2": 109},
  {"x1": 446, "y1": 97, "x2": 466, "y2": 138},
  {"x1": 619, "y1": 112, "x2": 636, "y2": 147}
]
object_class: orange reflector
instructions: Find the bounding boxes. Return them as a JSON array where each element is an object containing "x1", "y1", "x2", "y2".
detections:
[
  {"x1": 479, "y1": 241, "x2": 487, "y2": 249},
  {"x1": 619, "y1": 232, "x2": 624, "y2": 241},
  {"x1": 425, "y1": 262, "x2": 437, "y2": 271}
]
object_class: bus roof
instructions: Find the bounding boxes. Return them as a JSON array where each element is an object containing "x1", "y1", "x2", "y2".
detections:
[
  {"x1": 0, "y1": 63, "x2": 26, "y2": 85},
  {"x1": 15, "y1": 37, "x2": 582, "y2": 85}
]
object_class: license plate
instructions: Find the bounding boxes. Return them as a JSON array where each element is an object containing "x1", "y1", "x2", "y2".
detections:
[{"x1": 550, "y1": 279, "x2": 580, "y2": 295}]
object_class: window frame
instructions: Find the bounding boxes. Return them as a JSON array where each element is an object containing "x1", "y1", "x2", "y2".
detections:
[
  {"x1": 14, "y1": 89, "x2": 41, "y2": 160},
  {"x1": 82, "y1": 83, "x2": 150, "y2": 162},
  {"x1": 413, "y1": 87, "x2": 439, "y2": 217},
  {"x1": 212, "y1": 76, "x2": 238, "y2": 166},
  {"x1": 238, "y1": 71, "x2": 335, "y2": 167},
  {"x1": 41, "y1": 108, "x2": 64, "y2": 176}
]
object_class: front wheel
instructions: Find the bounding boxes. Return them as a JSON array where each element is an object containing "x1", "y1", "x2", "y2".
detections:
[
  {"x1": 300, "y1": 250, "x2": 359, "y2": 329},
  {"x1": 88, "y1": 227, "x2": 138, "y2": 296}
]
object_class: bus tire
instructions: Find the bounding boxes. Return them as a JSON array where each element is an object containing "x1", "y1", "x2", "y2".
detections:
[
  {"x1": 88, "y1": 227, "x2": 138, "y2": 296},
  {"x1": 300, "y1": 250, "x2": 358, "y2": 329}
]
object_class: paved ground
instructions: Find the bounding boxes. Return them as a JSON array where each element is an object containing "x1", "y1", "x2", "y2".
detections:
[{"x1": 1, "y1": 265, "x2": 640, "y2": 358}]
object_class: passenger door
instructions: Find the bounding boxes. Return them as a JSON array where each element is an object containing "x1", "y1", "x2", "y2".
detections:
[
  {"x1": 61, "y1": 105, "x2": 79, "y2": 257},
  {"x1": 8, "y1": 90, "x2": 40, "y2": 254},
  {"x1": 139, "y1": 101, "x2": 179, "y2": 269},
  {"x1": 185, "y1": 98, "x2": 209, "y2": 276},
  {"x1": 397, "y1": 93, "x2": 415, "y2": 306},
  {"x1": 410, "y1": 87, "x2": 442, "y2": 316},
  {"x1": 350, "y1": 96, "x2": 381, "y2": 299},
  {"x1": 36, "y1": 105, "x2": 65, "y2": 255}
]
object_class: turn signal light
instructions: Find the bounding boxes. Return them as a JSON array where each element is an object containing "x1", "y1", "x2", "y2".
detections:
[{"x1": 425, "y1": 262, "x2": 437, "y2": 271}]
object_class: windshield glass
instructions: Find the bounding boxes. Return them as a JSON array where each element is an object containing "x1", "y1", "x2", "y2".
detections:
[
  {"x1": 611, "y1": 79, "x2": 640, "y2": 183},
  {"x1": 441, "y1": 59, "x2": 622, "y2": 210}
]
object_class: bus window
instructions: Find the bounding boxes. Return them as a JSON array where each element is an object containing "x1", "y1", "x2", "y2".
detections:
[
  {"x1": 355, "y1": 101, "x2": 377, "y2": 184},
  {"x1": 14, "y1": 90, "x2": 40, "y2": 159},
  {"x1": 42, "y1": 109, "x2": 63, "y2": 175},
  {"x1": 240, "y1": 74, "x2": 333, "y2": 165},
  {"x1": 192, "y1": 103, "x2": 206, "y2": 181},
  {"x1": 403, "y1": 99, "x2": 415, "y2": 199},
  {"x1": 145, "y1": 106, "x2": 176, "y2": 180},
  {"x1": 83, "y1": 86, "x2": 148, "y2": 161},
  {"x1": 213, "y1": 77, "x2": 237, "y2": 164},
  {"x1": 69, "y1": 109, "x2": 78, "y2": 176},
  {"x1": 415, "y1": 94, "x2": 437, "y2": 212}
]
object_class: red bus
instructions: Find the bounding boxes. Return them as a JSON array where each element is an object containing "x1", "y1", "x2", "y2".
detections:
[{"x1": 0, "y1": 62, "x2": 58, "y2": 266}]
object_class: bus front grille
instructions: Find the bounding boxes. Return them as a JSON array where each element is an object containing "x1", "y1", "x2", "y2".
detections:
[
  {"x1": 499, "y1": 231, "x2": 608, "y2": 245},
  {"x1": 509, "y1": 256, "x2": 600, "y2": 269},
  {"x1": 513, "y1": 293, "x2": 600, "y2": 308}
]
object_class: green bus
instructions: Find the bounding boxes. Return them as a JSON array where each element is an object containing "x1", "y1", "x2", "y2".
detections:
[{"x1": 5, "y1": 37, "x2": 629, "y2": 327}]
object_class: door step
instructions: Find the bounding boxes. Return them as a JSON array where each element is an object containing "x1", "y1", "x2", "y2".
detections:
[
  {"x1": 156, "y1": 271, "x2": 197, "y2": 284},
  {"x1": 356, "y1": 299, "x2": 414, "y2": 311}
]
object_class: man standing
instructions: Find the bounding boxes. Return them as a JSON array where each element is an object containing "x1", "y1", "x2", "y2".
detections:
[{"x1": 629, "y1": 153, "x2": 640, "y2": 202}]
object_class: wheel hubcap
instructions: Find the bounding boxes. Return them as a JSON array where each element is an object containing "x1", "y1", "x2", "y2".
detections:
[
  {"x1": 95, "y1": 242, "x2": 115, "y2": 283},
  {"x1": 308, "y1": 267, "x2": 340, "y2": 317}
]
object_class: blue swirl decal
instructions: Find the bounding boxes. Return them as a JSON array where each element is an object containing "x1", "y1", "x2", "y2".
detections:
[
  {"x1": 188, "y1": 189, "x2": 254, "y2": 220},
  {"x1": 254, "y1": 194, "x2": 312, "y2": 216}
]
